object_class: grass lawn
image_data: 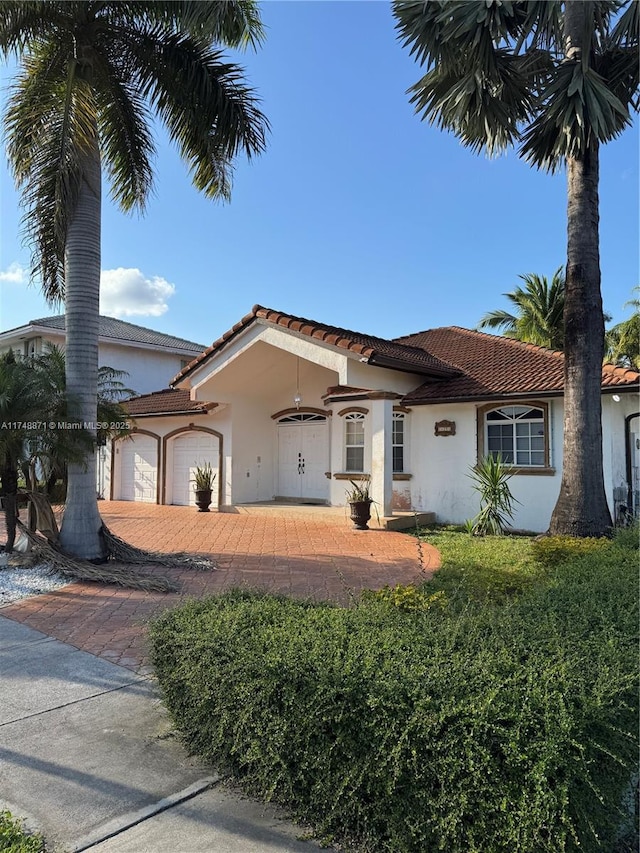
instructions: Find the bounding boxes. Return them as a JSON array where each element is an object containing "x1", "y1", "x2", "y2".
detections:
[{"x1": 415, "y1": 525, "x2": 545, "y2": 602}]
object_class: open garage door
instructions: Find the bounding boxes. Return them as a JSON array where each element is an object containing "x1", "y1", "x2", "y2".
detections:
[
  {"x1": 170, "y1": 431, "x2": 220, "y2": 507},
  {"x1": 118, "y1": 435, "x2": 158, "y2": 502}
]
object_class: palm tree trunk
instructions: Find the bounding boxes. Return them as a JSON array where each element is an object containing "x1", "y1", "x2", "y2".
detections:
[
  {"x1": 1, "y1": 459, "x2": 18, "y2": 552},
  {"x1": 549, "y1": 3, "x2": 612, "y2": 536},
  {"x1": 58, "y1": 132, "x2": 105, "y2": 560}
]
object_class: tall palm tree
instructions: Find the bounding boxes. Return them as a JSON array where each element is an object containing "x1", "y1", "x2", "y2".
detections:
[
  {"x1": 1, "y1": 1, "x2": 269, "y2": 558},
  {"x1": 479, "y1": 268, "x2": 566, "y2": 350},
  {"x1": 393, "y1": 0, "x2": 639, "y2": 537}
]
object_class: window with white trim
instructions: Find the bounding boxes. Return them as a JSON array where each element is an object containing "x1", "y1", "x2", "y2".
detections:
[
  {"x1": 393, "y1": 412, "x2": 405, "y2": 473},
  {"x1": 344, "y1": 412, "x2": 365, "y2": 472},
  {"x1": 485, "y1": 405, "x2": 546, "y2": 467}
]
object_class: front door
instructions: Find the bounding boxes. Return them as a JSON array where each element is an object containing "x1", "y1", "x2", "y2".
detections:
[{"x1": 277, "y1": 414, "x2": 329, "y2": 501}]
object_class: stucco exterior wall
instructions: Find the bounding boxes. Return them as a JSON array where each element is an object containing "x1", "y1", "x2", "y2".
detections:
[
  {"x1": 407, "y1": 400, "x2": 564, "y2": 533},
  {"x1": 97, "y1": 343, "x2": 195, "y2": 396}
]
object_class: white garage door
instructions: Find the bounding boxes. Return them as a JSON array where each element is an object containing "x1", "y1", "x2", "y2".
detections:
[
  {"x1": 171, "y1": 432, "x2": 219, "y2": 507},
  {"x1": 119, "y1": 436, "x2": 157, "y2": 502}
]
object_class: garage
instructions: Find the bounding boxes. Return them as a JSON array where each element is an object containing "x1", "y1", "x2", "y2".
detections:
[
  {"x1": 169, "y1": 431, "x2": 219, "y2": 507},
  {"x1": 117, "y1": 435, "x2": 158, "y2": 502}
]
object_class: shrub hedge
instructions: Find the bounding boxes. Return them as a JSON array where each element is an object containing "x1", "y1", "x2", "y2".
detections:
[
  {"x1": 0, "y1": 811, "x2": 44, "y2": 853},
  {"x1": 150, "y1": 546, "x2": 638, "y2": 852}
]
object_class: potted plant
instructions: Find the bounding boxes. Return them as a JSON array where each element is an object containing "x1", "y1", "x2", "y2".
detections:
[
  {"x1": 345, "y1": 478, "x2": 373, "y2": 530},
  {"x1": 193, "y1": 462, "x2": 216, "y2": 512}
]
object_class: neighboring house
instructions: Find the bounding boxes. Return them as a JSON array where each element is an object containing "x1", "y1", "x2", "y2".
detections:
[
  {"x1": 104, "y1": 305, "x2": 640, "y2": 531},
  {"x1": 0, "y1": 315, "x2": 205, "y2": 396}
]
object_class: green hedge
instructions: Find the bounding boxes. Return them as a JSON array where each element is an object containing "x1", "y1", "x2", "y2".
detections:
[
  {"x1": 150, "y1": 549, "x2": 638, "y2": 852},
  {"x1": 0, "y1": 811, "x2": 44, "y2": 853}
]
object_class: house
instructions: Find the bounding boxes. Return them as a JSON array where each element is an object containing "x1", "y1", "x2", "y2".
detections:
[
  {"x1": 0, "y1": 315, "x2": 205, "y2": 396},
  {"x1": 101, "y1": 305, "x2": 638, "y2": 531}
]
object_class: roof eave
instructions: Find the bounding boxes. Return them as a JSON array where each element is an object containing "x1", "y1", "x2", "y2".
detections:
[
  {"x1": 402, "y1": 384, "x2": 639, "y2": 406},
  {"x1": 368, "y1": 353, "x2": 459, "y2": 379},
  {"x1": 125, "y1": 409, "x2": 212, "y2": 418}
]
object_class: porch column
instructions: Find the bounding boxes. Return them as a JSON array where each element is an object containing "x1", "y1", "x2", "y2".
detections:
[{"x1": 370, "y1": 396, "x2": 393, "y2": 517}]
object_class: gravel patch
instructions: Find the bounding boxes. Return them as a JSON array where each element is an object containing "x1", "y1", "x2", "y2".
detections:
[{"x1": 0, "y1": 555, "x2": 69, "y2": 605}]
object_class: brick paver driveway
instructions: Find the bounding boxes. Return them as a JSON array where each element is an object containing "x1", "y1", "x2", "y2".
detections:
[{"x1": 1, "y1": 502, "x2": 438, "y2": 674}]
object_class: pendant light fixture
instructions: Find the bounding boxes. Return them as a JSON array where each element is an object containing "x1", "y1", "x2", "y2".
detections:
[{"x1": 294, "y1": 357, "x2": 302, "y2": 409}]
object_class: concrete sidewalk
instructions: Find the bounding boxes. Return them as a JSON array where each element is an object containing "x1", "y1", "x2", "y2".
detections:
[{"x1": 0, "y1": 616, "x2": 321, "y2": 852}]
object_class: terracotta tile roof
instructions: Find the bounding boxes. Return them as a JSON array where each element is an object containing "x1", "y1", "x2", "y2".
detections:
[
  {"x1": 173, "y1": 305, "x2": 460, "y2": 384},
  {"x1": 123, "y1": 388, "x2": 217, "y2": 417},
  {"x1": 395, "y1": 327, "x2": 640, "y2": 403},
  {"x1": 25, "y1": 315, "x2": 205, "y2": 353}
]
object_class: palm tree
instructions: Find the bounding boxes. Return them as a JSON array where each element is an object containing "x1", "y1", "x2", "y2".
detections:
[
  {"x1": 478, "y1": 268, "x2": 566, "y2": 350},
  {"x1": 393, "y1": 0, "x2": 638, "y2": 537},
  {"x1": 33, "y1": 344, "x2": 134, "y2": 496},
  {"x1": 0, "y1": 349, "x2": 91, "y2": 551},
  {"x1": 1, "y1": 2, "x2": 269, "y2": 558},
  {"x1": 605, "y1": 288, "x2": 640, "y2": 369}
]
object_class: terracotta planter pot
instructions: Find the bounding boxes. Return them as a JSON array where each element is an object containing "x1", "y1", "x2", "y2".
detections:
[
  {"x1": 349, "y1": 499, "x2": 372, "y2": 530},
  {"x1": 194, "y1": 488, "x2": 212, "y2": 512}
]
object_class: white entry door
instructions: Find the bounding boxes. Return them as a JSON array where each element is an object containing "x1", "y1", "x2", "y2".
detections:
[
  {"x1": 171, "y1": 432, "x2": 219, "y2": 507},
  {"x1": 278, "y1": 414, "x2": 329, "y2": 501},
  {"x1": 119, "y1": 435, "x2": 157, "y2": 502}
]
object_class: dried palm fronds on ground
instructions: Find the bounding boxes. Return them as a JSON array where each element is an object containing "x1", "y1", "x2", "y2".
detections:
[
  {"x1": 100, "y1": 525, "x2": 216, "y2": 570},
  {"x1": 15, "y1": 521, "x2": 177, "y2": 592},
  {"x1": 3, "y1": 492, "x2": 217, "y2": 593}
]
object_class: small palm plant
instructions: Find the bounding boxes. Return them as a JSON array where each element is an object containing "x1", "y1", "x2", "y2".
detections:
[{"x1": 467, "y1": 455, "x2": 520, "y2": 536}]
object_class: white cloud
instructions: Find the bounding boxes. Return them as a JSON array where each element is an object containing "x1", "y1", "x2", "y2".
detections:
[
  {"x1": 100, "y1": 268, "x2": 176, "y2": 317},
  {"x1": 0, "y1": 262, "x2": 26, "y2": 284}
]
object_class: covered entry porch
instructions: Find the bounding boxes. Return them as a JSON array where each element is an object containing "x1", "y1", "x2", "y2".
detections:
[{"x1": 181, "y1": 327, "x2": 419, "y2": 516}]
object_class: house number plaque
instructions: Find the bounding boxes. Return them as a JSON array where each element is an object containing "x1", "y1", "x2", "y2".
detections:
[{"x1": 434, "y1": 420, "x2": 456, "y2": 437}]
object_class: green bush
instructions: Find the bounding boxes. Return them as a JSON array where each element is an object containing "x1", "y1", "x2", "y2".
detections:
[
  {"x1": 151, "y1": 547, "x2": 638, "y2": 853},
  {"x1": 531, "y1": 535, "x2": 610, "y2": 567},
  {"x1": 361, "y1": 583, "x2": 447, "y2": 612},
  {"x1": 613, "y1": 520, "x2": 640, "y2": 551},
  {"x1": 0, "y1": 811, "x2": 44, "y2": 853}
]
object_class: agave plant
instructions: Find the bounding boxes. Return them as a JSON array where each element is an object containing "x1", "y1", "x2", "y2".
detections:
[{"x1": 467, "y1": 455, "x2": 520, "y2": 536}]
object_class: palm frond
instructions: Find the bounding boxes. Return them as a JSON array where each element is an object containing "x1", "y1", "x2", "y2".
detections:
[
  {"x1": 409, "y1": 50, "x2": 534, "y2": 155},
  {"x1": 5, "y1": 45, "x2": 98, "y2": 302},
  {"x1": 122, "y1": 29, "x2": 268, "y2": 199},
  {"x1": 520, "y1": 61, "x2": 632, "y2": 170},
  {"x1": 92, "y1": 42, "x2": 156, "y2": 212},
  {"x1": 595, "y1": 46, "x2": 640, "y2": 112},
  {"x1": 610, "y1": 0, "x2": 639, "y2": 49},
  {"x1": 477, "y1": 309, "x2": 520, "y2": 335},
  {"x1": 0, "y1": 1, "x2": 74, "y2": 55},
  {"x1": 478, "y1": 268, "x2": 565, "y2": 349},
  {"x1": 106, "y1": 1, "x2": 265, "y2": 49}
]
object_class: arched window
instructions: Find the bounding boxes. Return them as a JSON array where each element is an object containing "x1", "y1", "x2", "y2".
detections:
[
  {"x1": 344, "y1": 412, "x2": 365, "y2": 472},
  {"x1": 484, "y1": 405, "x2": 547, "y2": 467},
  {"x1": 278, "y1": 413, "x2": 327, "y2": 424}
]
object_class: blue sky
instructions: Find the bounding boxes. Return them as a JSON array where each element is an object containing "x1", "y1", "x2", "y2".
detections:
[{"x1": 1, "y1": 1, "x2": 638, "y2": 349}]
